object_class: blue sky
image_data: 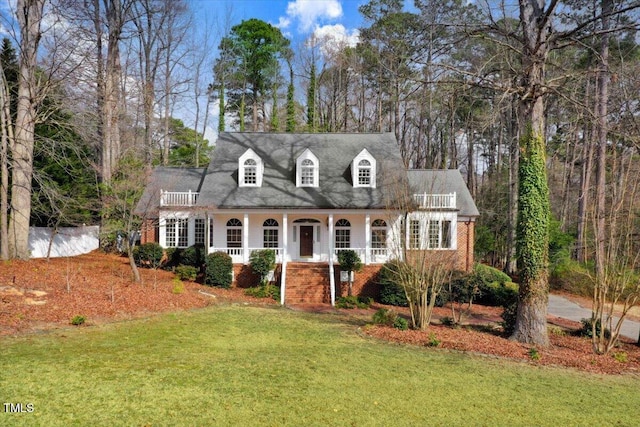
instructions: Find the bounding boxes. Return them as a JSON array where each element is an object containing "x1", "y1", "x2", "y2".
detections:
[{"x1": 189, "y1": 0, "x2": 365, "y2": 47}]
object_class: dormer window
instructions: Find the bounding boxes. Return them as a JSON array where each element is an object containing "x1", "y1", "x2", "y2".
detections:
[
  {"x1": 352, "y1": 149, "x2": 376, "y2": 188},
  {"x1": 296, "y1": 149, "x2": 319, "y2": 187},
  {"x1": 243, "y1": 159, "x2": 257, "y2": 185},
  {"x1": 239, "y1": 149, "x2": 263, "y2": 187},
  {"x1": 357, "y1": 159, "x2": 372, "y2": 186}
]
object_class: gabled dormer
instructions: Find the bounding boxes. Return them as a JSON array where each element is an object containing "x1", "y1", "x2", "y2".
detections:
[
  {"x1": 238, "y1": 148, "x2": 263, "y2": 187},
  {"x1": 352, "y1": 149, "x2": 376, "y2": 188},
  {"x1": 296, "y1": 148, "x2": 319, "y2": 187}
]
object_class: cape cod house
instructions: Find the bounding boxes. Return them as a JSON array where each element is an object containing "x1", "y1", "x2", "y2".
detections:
[{"x1": 135, "y1": 132, "x2": 479, "y2": 305}]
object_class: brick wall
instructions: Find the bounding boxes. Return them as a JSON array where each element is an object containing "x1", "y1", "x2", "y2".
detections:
[
  {"x1": 456, "y1": 220, "x2": 475, "y2": 272},
  {"x1": 140, "y1": 219, "x2": 158, "y2": 245}
]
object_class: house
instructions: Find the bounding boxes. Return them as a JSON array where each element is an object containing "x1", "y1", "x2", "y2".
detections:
[{"x1": 135, "y1": 132, "x2": 479, "y2": 305}]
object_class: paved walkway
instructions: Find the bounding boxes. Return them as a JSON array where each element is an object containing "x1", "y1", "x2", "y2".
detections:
[{"x1": 548, "y1": 294, "x2": 640, "y2": 340}]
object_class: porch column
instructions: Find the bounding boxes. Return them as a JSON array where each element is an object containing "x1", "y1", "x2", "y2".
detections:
[
  {"x1": 365, "y1": 213, "x2": 371, "y2": 265},
  {"x1": 204, "y1": 213, "x2": 210, "y2": 253},
  {"x1": 243, "y1": 213, "x2": 249, "y2": 264},
  {"x1": 281, "y1": 214, "x2": 288, "y2": 305},
  {"x1": 328, "y1": 213, "x2": 335, "y2": 306}
]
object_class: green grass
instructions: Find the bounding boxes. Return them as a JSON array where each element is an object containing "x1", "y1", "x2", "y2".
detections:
[{"x1": 1, "y1": 305, "x2": 638, "y2": 426}]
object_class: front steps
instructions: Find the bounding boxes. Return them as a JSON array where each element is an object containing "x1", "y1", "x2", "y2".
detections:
[{"x1": 285, "y1": 262, "x2": 331, "y2": 304}]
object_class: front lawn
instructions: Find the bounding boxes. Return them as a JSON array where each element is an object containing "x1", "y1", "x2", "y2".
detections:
[{"x1": 0, "y1": 305, "x2": 637, "y2": 426}]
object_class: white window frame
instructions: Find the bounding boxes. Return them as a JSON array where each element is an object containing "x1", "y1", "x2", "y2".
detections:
[
  {"x1": 238, "y1": 148, "x2": 263, "y2": 187},
  {"x1": 352, "y1": 149, "x2": 376, "y2": 188},
  {"x1": 296, "y1": 148, "x2": 319, "y2": 187},
  {"x1": 335, "y1": 218, "x2": 351, "y2": 249},
  {"x1": 371, "y1": 219, "x2": 387, "y2": 249},
  {"x1": 226, "y1": 218, "x2": 242, "y2": 248},
  {"x1": 194, "y1": 218, "x2": 205, "y2": 246},
  {"x1": 263, "y1": 218, "x2": 279, "y2": 248}
]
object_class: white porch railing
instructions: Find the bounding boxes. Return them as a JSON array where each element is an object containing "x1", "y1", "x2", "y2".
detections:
[
  {"x1": 249, "y1": 247, "x2": 284, "y2": 263},
  {"x1": 208, "y1": 247, "x2": 285, "y2": 263},
  {"x1": 160, "y1": 190, "x2": 199, "y2": 207},
  {"x1": 413, "y1": 192, "x2": 456, "y2": 209},
  {"x1": 334, "y1": 247, "x2": 389, "y2": 264}
]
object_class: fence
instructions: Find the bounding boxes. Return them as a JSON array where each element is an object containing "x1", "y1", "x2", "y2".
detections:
[{"x1": 29, "y1": 226, "x2": 100, "y2": 258}]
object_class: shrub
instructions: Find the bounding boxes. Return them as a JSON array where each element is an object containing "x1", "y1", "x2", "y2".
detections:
[
  {"x1": 249, "y1": 249, "x2": 276, "y2": 284},
  {"x1": 70, "y1": 315, "x2": 86, "y2": 326},
  {"x1": 426, "y1": 333, "x2": 440, "y2": 347},
  {"x1": 175, "y1": 265, "x2": 198, "y2": 281},
  {"x1": 172, "y1": 277, "x2": 185, "y2": 294},
  {"x1": 133, "y1": 243, "x2": 164, "y2": 268},
  {"x1": 378, "y1": 261, "x2": 408, "y2": 307},
  {"x1": 528, "y1": 347, "x2": 541, "y2": 361},
  {"x1": 205, "y1": 252, "x2": 233, "y2": 288},
  {"x1": 549, "y1": 258, "x2": 593, "y2": 297},
  {"x1": 372, "y1": 308, "x2": 397, "y2": 326},
  {"x1": 579, "y1": 318, "x2": 610, "y2": 339},
  {"x1": 500, "y1": 301, "x2": 518, "y2": 336},
  {"x1": 484, "y1": 281, "x2": 519, "y2": 307},
  {"x1": 336, "y1": 296, "x2": 371, "y2": 309},
  {"x1": 245, "y1": 284, "x2": 280, "y2": 301},
  {"x1": 440, "y1": 270, "x2": 479, "y2": 306},
  {"x1": 393, "y1": 317, "x2": 409, "y2": 330},
  {"x1": 180, "y1": 245, "x2": 206, "y2": 268}
]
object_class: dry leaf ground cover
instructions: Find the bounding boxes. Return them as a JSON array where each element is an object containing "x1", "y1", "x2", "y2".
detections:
[{"x1": 0, "y1": 251, "x2": 639, "y2": 375}]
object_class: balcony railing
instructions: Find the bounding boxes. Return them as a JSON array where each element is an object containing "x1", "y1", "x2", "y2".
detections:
[
  {"x1": 160, "y1": 190, "x2": 199, "y2": 207},
  {"x1": 413, "y1": 192, "x2": 456, "y2": 209}
]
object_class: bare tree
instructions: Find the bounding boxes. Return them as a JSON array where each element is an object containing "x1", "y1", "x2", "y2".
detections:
[{"x1": 9, "y1": 0, "x2": 46, "y2": 259}]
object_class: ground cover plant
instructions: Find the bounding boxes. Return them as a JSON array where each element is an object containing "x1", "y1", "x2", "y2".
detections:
[{"x1": 1, "y1": 305, "x2": 639, "y2": 426}]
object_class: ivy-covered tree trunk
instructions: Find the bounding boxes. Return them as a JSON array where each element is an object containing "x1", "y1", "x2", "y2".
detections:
[
  {"x1": 510, "y1": 0, "x2": 553, "y2": 347},
  {"x1": 286, "y1": 65, "x2": 295, "y2": 132}
]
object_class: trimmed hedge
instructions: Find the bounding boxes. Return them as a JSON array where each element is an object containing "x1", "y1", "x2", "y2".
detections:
[
  {"x1": 205, "y1": 252, "x2": 233, "y2": 288},
  {"x1": 133, "y1": 243, "x2": 164, "y2": 269}
]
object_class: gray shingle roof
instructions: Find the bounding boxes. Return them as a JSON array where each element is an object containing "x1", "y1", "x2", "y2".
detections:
[
  {"x1": 134, "y1": 167, "x2": 206, "y2": 217},
  {"x1": 407, "y1": 169, "x2": 480, "y2": 217},
  {"x1": 135, "y1": 133, "x2": 479, "y2": 219},
  {"x1": 197, "y1": 132, "x2": 406, "y2": 209}
]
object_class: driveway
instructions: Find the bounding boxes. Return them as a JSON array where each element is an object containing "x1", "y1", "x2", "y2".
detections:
[{"x1": 548, "y1": 294, "x2": 640, "y2": 340}]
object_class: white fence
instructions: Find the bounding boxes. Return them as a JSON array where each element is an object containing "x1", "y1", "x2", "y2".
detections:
[{"x1": 29, "y1": 226, "x2": 100, "y2": 258}]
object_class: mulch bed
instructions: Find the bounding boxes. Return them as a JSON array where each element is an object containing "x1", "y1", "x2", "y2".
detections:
[{"x1": 1, "y1": 251, "x2": 639, "y2": 375}]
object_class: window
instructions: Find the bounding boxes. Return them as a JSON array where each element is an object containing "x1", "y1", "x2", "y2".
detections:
[
  {"x1": 263, "y1": 218, "x2": 279, "y2": 248},
  {"x1": 442, "y1": 220, "x2": 452, "y2": 248},
  {"x1": 226, "y1": 218, "x2": 242, "y2": 248},
  {"x1": 426, "y1": 219, "x2": 453, "y2": 249},
  {"x1": 243, "y1": 159, "x2": 257, "y2": 185},
  {"x1": 301, "y1": 159, "x2": 315, "y2": 186},
  {"x1": 371, "y1": 219, "x2": 387, "y2": 248},
  {"x1": 238, "y1": 149, "x2": 263, "y2": 187},
  {"x1": 296, "y1": 149, "x2": 319, "y2": 187},
  {"x1": 194, "y1": 218, "x2": 205, "y2": 245},
  {"x1": 409, "y1": 220, "x2": 421, "y2": 249},
  {"x1": 352, "y1": 149, "x2": 376, "y2": 188},
  {"x1": 177, "y1": 218, "x2": 188, "y2": 247},
  {"x1": 335, "y1": 219, "x2": 351, "y2": 249},
  {"x1": 166, "y1": 218, "x2": 176, "y2": 247},
  {"x1": 358, "y1": 159, "x2": 372, "y2": 186}
]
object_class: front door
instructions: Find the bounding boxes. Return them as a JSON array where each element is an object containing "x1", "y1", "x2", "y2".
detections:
[{"x1": 300, "y1": 226, "x2": 314, "y2": 257}]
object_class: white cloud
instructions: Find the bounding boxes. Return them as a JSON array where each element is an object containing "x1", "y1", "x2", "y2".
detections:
[
  {"x1": 313, "y1": 24, "x2": 359, "y2": 58},
  {"x1": 284, "y1": 0, "x2": 343, "y2": 33}
]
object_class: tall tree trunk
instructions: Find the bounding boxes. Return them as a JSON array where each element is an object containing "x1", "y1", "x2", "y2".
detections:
[
  {"x1": 9, "y1": 0, "x2": 44, "y2": 259},
  {"x1": 0, "y1": 62, "x2": 12, "y2": 260},
  {"x1": 510, "y1": 0, "x2": 553, "y2": 347},
  {"x1": 575, "y1": 77, "x2": 594, "y2": 262},
  {"x1": 592, "y1": 0, "x2": 611, "y2": 355},
  {"x1": 102, "y1": 0, "x2": 125, "y2": 184}
]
